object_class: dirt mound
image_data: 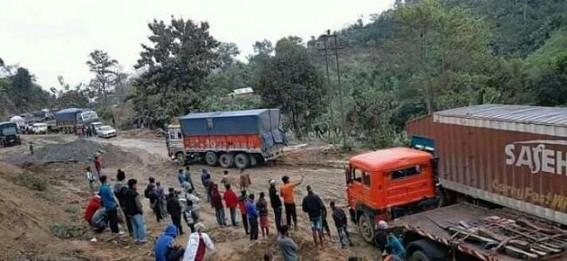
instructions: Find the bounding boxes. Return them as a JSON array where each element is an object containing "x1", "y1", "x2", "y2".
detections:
[{"x1": 36, "y1": 139, "x2": 103, "y2": 163}]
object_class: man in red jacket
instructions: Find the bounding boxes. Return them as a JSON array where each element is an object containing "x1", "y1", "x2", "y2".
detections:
[
  {"x1": 94, "y1": 156, "x2": 102, "y2": 179},
  {"x1": 223, "y1": 184, "x2": 239, "y2": 226},
  {"x1": 84, "y1": 194, "x2": 101, "y2": 223}
]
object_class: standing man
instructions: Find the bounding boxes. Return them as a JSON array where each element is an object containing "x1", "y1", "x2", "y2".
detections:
[
  {"x1": 94, "y1": 155, "x2": 102, "y2": 179},
  {"x1": 155, "y1": 182, "x2": 166, "y2": 222},
  {"x1": 302, "y1": 185, "x2": 325, "y2": 249},
  {"x1": 257, "y1": 192, "x2": 270, "y2": 237},
  {"x1": 268, "y1": 179, "x2": 283, "y2": 231},
  {"x1": 144, "y1": 177, "x2": 158, "y2": 219},
  {"x1": 114, "y1": 169, "x2": 133, "y2": 237},
  {"x1": 167, "y1": 188, "x2": 184, "y2": 235},
  {"x1": 29, "y1": 141, "x2": 34, "y2": 155},
  {"x1": 246, "y1": 193, "x2": 259, "y2": 241},
  {"x1": 238, "y1": 191, "x2": 249, "y2": 235},
  {"x1": 177, "y1": 169, "x2": 187, "y2": 187},
  {"x1": 200, "y1": 169, "x2": 212, "y2": 203},
  {"x1": 85, "y1": 166, "x2": 96, "y2": 192},
  {"x1": 211, "y1": 184, "x2": 227, "y2": 226},
  {"x1": 277, "y1": 225, "x2": 298, "y2": 261},
  {"x1": 239, "y1": 168, "x2": 251, "y2": 192},
  {"x1": 124, "y1": 179, "x2": 147, "y2": 244},
  {"x1": 98, "y1": 175, "x2": 120, "y2": 237},
  {"x1": 184, "y1": 166, "x2": 195, "y2": 193},
  {"x1": 280, "y1": 175, "x2": 304, "y2": 230},
  {"x1": 223, "y1": 184, "x2": 239, "y2": 226},
  {"x1": 330, "y1": 201, "x2": 353, "y2": 248}
]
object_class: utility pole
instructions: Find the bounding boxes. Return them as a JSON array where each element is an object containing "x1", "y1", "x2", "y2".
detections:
[
  {"x1": 330, "y1": 32, "x2": 349, "y2": 150},
  {"x1": 322, "y1": 38, "x2": 335, "y2": 137}
]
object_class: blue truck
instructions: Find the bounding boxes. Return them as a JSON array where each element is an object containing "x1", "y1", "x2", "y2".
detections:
[
  {"x1": 53, "y1": 108, "x2": 99, "y2": 134},
  {"x1": 177, "y1": 109, "x2": 286, "y2": 168}
]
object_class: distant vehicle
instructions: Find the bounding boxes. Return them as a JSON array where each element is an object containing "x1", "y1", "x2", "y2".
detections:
[
  {"x1": 177, "y1": 109, "x2": 285, "y2": 168},
  {"x1": 165, "y1": 123, "x2": 184, "y2": 164},
  {"x1": 0, "y1": 122, "x2": 21, "y2": 147},
  {"x1": 31, "y1": 123, "x2": 48, "y2": 134},
  {"x1": 97, "y1": 125, "x2": 117, "y2": 138},
  {"x1": 90, "y1": 122, "x2": 103, "y2": 130},
  {"x1": 53, "y1": 108, "x2": 99, "y2": 134},
  {"x1": 346, "y1": 105, "x2": 567, "y2": 261}
]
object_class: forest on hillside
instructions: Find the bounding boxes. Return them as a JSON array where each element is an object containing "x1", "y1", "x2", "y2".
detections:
[{"x1": 1, "y1": 0, "x2": 566, "y2": 147}]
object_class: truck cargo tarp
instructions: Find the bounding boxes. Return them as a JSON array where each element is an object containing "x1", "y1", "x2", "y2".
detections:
[
  {"x1": 54, "y1": 108, "x2": 83, "y2": 122},
  {"x1": 180, "y1": 109, "x2": 284, "y2": 148}
]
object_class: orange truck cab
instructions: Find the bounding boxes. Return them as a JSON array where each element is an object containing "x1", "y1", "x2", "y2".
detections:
[{"x1": 346, "y1": 147, "x2": 439, "y2": 243}]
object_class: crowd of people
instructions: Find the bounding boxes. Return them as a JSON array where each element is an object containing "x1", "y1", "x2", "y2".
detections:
[{"x1": 82, "y1": 157, "x2": 405, "y2": 261}]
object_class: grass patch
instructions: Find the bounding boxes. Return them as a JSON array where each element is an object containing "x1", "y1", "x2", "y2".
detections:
[
  {"x1": 50, "y1": 223, "x2": 84, "y2": 239},
  {"x1": 16, "y1": 171, "x2": 47, "y2": 191}
]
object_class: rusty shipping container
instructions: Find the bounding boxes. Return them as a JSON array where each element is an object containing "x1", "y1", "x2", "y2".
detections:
[{"x1": 407, "y1": 104, "x2": 567, "y2": 226}]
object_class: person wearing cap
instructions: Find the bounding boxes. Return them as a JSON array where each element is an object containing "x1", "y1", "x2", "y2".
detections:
[
  {"x1": 280, "y1": 175, "x2": 304, "y2": 230},
  {"x1": 182, "y1": 223, "x2": 215, "y2": 261},
  {"x1": 301, "y1": 185, "x2": 326, "y2": 249},
  {"x1": 268, "y1": 179, "x2": 283, "y2": 231},
  {"x1": 375, "y1": 220, "x2": 389, "y2": 253}
]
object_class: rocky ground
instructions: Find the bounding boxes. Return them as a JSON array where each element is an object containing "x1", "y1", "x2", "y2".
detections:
[{"x1": 0, "y1": 134, "x2": 380, "y2": 261}]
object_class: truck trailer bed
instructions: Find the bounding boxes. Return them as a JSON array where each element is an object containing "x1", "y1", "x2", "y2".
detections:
[{"x1": 395, "y1": 203, "x2": 567, "y2": 260}]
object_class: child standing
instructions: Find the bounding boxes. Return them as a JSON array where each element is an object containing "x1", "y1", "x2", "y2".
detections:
[{"x1": 257, "y1": 192, "x2": 269, "y2": 237}]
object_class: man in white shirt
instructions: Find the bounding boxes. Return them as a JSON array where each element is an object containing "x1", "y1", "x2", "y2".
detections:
[{"x1": 183, "y1": 223, "x2": 215, "y2": 261}]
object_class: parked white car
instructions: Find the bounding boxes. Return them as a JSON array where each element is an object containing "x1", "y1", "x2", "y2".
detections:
[
  {"x1": 91, "y1": 122, "x2": 103, "y2": 131},
  {"x1": 97, "y1": 125, "x2": 117, "y2": 138},
  {"x1": 31, "y1": 123, "x2": 48, "y2": 134}
]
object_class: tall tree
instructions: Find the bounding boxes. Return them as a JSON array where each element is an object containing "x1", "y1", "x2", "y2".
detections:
[
  {"x1": 86, "y1": 50, "x2": 118, "y2": 105},
  {"x1": 132, "y1": 17, "x2": 219, "y2": 126},
  {"x1": 256, "y1": 36, "x2": 326, "y2": 139},
  {"x1": 217, "y1": 42, "x2": 240, "y2": 71},
  {"x1": 392, "y1": 0, "x2": 491, "y2": 113}
]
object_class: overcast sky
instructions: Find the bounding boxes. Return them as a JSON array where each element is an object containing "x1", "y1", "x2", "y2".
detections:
[{"x1": 1, "y1": 0, "x2": 394, "y2": 89}]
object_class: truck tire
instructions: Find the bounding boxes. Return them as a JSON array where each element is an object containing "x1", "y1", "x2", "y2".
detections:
[
  {"x1": 358, "y1": 213, "x2": 375, "y2": 243},
  {"x1": 409, "y1": 250, "x2": 430, "y2": 261},
  {"x1": 234, "y1": 153, "x2": 250, "y2": 169},
  {"x1": 407, "y1": 239, "x2": 449, "y2": 261},
  {"x1": 176, "y1": 152, "x2": 186, "y2": 166},
  {"x1": 205, "y1": 152, "x2": 218, "y2": 166},
  {"x1": 219, "y1": 153, "x2": 235, "y2": 168}
]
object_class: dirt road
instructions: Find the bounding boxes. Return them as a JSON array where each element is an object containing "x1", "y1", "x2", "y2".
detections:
[{"x1": 0, "y1": 134, "x2": 380, "y2": 260}]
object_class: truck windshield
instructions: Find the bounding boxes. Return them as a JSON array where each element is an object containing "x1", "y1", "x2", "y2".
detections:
[{"x1": 2, "y1": 126, "x2": 17, "y2": 135}]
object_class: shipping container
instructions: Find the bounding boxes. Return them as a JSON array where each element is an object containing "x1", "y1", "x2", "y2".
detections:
[
  {"x1": 178, "y1": 109, "x2": 285, "y2": 168},
  {"x1": 407, "y1": 104, "x2": 567, "y2": 226}
]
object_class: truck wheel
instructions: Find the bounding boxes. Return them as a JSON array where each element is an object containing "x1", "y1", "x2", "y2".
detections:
[
  {"x1": 407, "y1": 239, "x2": 448, "y2": 261},
  {"x1": 409, "y1": 250, "x2": 430, "y2": 261},
  {"x1": 219, "y1": 153, "x2": 235, "y2": 168},
  {"x1": 205, "y1": 152, "x2": 218, "y2": 166},
  {"x1": 234, "y1": 153, "x2": 250, "y2": 169},
  {"x1": 176, "y1": 152, "x2": 186, "y2": 166},
  {"x1": 358, "y1": 214, "x2": 375, "y2": 243}
]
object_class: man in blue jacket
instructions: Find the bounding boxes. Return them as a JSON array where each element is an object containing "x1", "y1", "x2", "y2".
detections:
[
  {"x1": 98, "y1": 175, "x2": 120, "y2": 235},
  {"x1": 245, "y1": 193, "x2": 259, "y2": 241},
  {"x1": 155, "y1": 224, "x2": 185, "y2": 261}
]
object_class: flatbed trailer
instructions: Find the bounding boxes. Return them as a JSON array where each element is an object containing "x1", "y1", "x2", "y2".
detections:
[{"x1": 395, "y1": 203, "x2": 567, "y2": 260}]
